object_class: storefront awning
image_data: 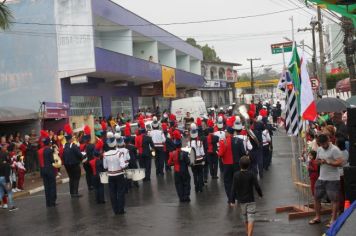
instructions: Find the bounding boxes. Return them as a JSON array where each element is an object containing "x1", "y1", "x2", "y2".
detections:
[{"x1": 0, "y1": 107, "x2": 38, "y2": 123}]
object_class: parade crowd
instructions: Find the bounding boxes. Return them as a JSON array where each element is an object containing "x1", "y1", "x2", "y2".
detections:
[{"x1": 0, "y1": 99, "x2": 350, "y2": 235}]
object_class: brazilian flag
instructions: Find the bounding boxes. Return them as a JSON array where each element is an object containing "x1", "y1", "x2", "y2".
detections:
[{"x1": 288, "y1": 44, "x2": 301, "y2": 115}]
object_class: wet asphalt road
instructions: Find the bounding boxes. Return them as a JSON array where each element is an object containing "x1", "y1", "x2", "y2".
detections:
[{"x1": 0, "y1": 132, "x2": 329, "y2": 236}]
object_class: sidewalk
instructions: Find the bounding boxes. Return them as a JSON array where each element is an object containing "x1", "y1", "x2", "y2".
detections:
[{"x1": 13, "y1": 169, "x2": 71, "y2": 199}]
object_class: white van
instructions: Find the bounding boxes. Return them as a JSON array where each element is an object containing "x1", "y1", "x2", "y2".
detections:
[
  {"x1": 171, "y1": 97, "x2": 207, "y2": 125},
  {"x1": 119, "y1": 120, "x2": 153, "y2": 136}
]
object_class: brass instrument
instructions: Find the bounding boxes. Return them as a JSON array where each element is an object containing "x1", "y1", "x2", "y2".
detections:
[
  {"x1": 237, "y1": 104, "x2": 260, "y2": 147},
  {"x1": 52, "y1": 145, "x2": 62, "y2": 169}
]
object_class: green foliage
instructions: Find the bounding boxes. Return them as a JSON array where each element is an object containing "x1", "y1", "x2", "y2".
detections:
[
  {"x1": 186, "y1": 37, "x2": 221, "y2": 62},
  {"x1": 0, "y1": 1, "x2": 13, "y2": 30},
  {"x1": 326, "y1": 72, "x2": 349, "y2": 89}
]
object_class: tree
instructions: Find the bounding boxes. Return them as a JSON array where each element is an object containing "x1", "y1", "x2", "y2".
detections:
[
  {"x1": 0, "y1": 0, "x2": 12, "y2": 30},
  {"x1": 186, "y1": 37, "x2": 221, "y2": 62}
]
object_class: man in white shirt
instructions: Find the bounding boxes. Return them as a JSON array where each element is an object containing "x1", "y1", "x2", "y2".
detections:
[
  {"x1": 309, "y1": 134, "x2": 343, "y2": 227},
  {"x1": 149, "y1": 117, "x2": 166, "y2": 176},
  {"x1": 104, "y1": 132, "x2": 129, "y2": 215}
]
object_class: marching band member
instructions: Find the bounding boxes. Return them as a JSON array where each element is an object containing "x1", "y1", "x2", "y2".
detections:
[
  {"x1": 81, "y1": 125, "x2": 94, "y2": 191},
  {"x1": 250, "y1": 116, "x2": 264, "y2": 179},
  {"x1": 38, "y1": 130, "x2": 57, "y2": 207},
  {"x1": 203, "y1": 119, "x2": 219, "y2": 179},
  {"x1": 89, "y1": 139, "x2": 105, "y2": 204},
  {"x1": 214, "y1": 116, "x2": 226, "y2": 175},
  {"x1": 188, "y1": 123, "x2": 205, "y2": 193},
  {"x1": 124, "y1": 122, "x2": 132, "y2": 141},
  {"x1": 218, "y1": 117, "x2": 246, "y2": 205},
  {"x1": 63, "y1": 124, "x2": 83, "y2": 198},
  {"x1": 168, "y1": 130, "x2": 191, "y2": 202},
  {"x1": 103, "y1": 132, "x2": 129, "y2": 215},
  {"x1": 150, "y1": 116, "x2": 166, "y2": 176},
  {"x1": 125, "y1": 135, "x2": 139, "y2": 188},
  {"x1": 138, "y1": 119, "x2": 155, "y2": 182},
  {"x1": 161, "y1": 123, "x2": 172, "y2": 172}
]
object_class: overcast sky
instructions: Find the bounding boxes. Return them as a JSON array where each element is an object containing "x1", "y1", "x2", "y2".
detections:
[{"x1": 113, "y1": 0, "x2": 326, "y2": 73}]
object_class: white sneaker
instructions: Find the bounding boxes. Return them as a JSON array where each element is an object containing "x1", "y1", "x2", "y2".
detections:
[
  {"x1": 9, "y1": 206, "x2": 18, "y2": 212},
  {"x1": 12, "y1": 189, "x2": 17, "y2": 193},
  {"x1": 2, "y1": 204, "x2": 8, "y2": 209}
]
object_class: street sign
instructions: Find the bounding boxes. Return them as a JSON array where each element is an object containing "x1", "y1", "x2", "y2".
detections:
[
  {"x1": 310, "y1": 77, "x2": 320, "y2": 91},
  {"x1": 271, "y1": 42, "x2": 293, "y2": 54}
]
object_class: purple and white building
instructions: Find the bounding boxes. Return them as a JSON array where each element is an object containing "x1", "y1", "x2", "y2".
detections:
[{"x1": 0, "y1": 0, "x2": 203, "y2": 131}]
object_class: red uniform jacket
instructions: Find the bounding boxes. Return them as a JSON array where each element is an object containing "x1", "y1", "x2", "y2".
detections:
[
  {"x1": 218, "y1": 136, "x2": 233, "y2": 165},
  {"x1": 135, "y1": 134, "x2": 143, "y2": 155},
  {"x1": 168, "y1": 149, "x2": 181, "y2": 172},
  {"x1": 259, "y1": 109, "x2": 268, "y2": 117},
  {"x1": 89, "y1": 157, "x2": 99, "y2": 176},
  {"x1": 38, "y1": 146, "x2": 46, "y2": 168}
]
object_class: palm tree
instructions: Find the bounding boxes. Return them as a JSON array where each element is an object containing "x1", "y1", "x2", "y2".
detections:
[{"x1": 0, "y1": 0, "x2": 12, "y2": 30}]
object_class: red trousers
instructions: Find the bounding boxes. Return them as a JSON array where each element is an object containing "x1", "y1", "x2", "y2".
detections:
[
  {"x1": 310, "y1": 176, "x2": 318, "y2": 196},
  {"x1": 17, "y1": 169, "x2": 25, "y2": 190}
]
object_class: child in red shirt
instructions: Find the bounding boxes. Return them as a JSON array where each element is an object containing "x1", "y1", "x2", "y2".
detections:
[{"x1": 307, "y1": 151, "x2": 319, "y2": 196}]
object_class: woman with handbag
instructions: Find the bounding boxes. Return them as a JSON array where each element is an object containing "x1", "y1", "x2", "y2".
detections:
[{"x1": 0, "y1": 144, "x2": 18, "y2": 211}]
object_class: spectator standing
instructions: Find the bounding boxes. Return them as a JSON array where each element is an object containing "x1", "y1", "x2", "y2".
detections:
[
  {"x1": 336, "y1": 137, "x2": 349, "y2": 213},
  {"x1": 28, "y1": 130, "x2": 39, "y2": 173},
  {"x1": 307, "y1": 151, "x2": 319, "y2": 197},
  {"x1": 309, "y1": 134, "x2": 343, "y2": 228},
  {"x1": 0, "y1": 145, "x2": 18, "y2": 211}
]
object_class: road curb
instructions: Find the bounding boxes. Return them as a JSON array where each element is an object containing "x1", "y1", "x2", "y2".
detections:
[{"x1": 13, "y1": 177, "x2": 70, "y2": 199}]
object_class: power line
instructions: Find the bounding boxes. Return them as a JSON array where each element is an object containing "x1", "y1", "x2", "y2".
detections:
[
  {"x1": 0, "y1": 29, "x2": 309, "y2": 43},
  {"x1": 11, "y1": 7, "x2": 305, "y2": 27},
  {"x1": 267, "y1": 0, "x2": 312, "y2": 18}
]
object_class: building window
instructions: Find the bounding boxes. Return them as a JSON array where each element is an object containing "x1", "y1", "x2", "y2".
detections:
[
  {"x1": 210, "y1": 66, "x2": 217, "y2": 80},
  {"x1": 111, "y1": 97, "x2": 132, "y2": 118},
  {"x1": 155, "y1": 97, "x2": 170, "y2": 112},
  {"x1": 201, "y1": 65, "x2": 206, "y2": 77},
  {"x1": 219, "y1": 67, "x2": 225, "y2": 80},
  {"x1": 138, "y1": 97, "x2": 154, "y2": 110},
  {"x1": 70, "y1": 96, "x2": 103, "y2": 117}
]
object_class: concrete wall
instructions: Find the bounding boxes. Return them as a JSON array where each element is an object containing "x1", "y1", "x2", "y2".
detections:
[
  {"x1": 92, "y1": 0, "x2": 203, "y2": 60},
  {"x1": 55, "y1": 0, "x2": 95, "y2": 72},
  {"x1": 133, "y1": 41, "x2": 158, "y2": 63},
  {"x1": 190, "y1": 59, "x2": 201, "y2": 75},
  {"x1": 0, "y1": 0, "x2": 60, "y2": 111},
  {"x1": 177, "y1": 55, "x2": 190, "y2": 72},
  {"x1": 95, "y1": 29, "x2": 133, "y2": 56},
  {"x1": 158, "y1": 49, "x2": 176, "y2": 68}
]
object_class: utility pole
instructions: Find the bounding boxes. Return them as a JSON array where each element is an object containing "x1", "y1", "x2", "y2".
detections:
[
  {"x1": 317, "y1": 6, "x2": 327, "y2": 95},
  {"x1": 341, "y1": 17, "x2": 356, "y2": 95},
  {"x1": 298, "y1": 27, "x2": 318, "y2": 79},
  {"x1": 247, "y1": 58, "x2": 261, "y2": 95}
]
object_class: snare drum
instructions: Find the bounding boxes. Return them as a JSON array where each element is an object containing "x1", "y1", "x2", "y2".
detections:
[
  {"x1": 125, "y1": 169, "x2": 133, "y2": 179},
  {"x1": 125, "y1": 168, "x2": 145, "y2": 181},
  {"x1": 99, "y1": 172, "x2": 108, "y2": 184}
]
